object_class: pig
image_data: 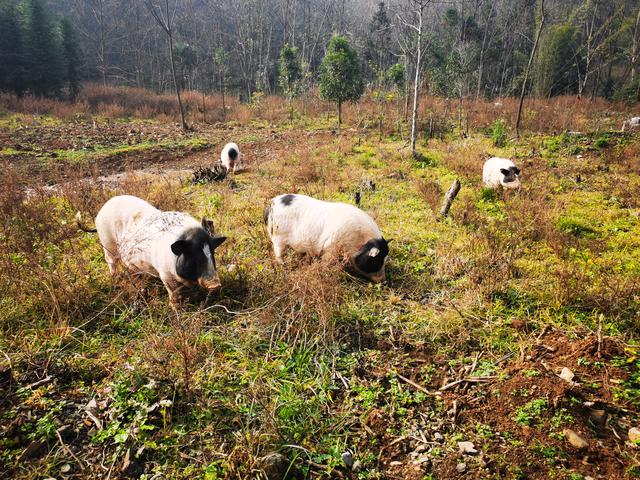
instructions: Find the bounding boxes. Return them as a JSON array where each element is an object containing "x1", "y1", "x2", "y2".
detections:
[
  {"x1": 220, "y1": 142, "x2": 243, "y2": 173},
  {"x1": 622, "y1": 117, "x2": 640, "y2": 132},
  {"x1": 264, "y1": 194, "x2": 390, "y2": 283},
  {"x1": 482, "y1": 157, "x2": 521, "y2": 189},
  {"x1": 78, "y1": 195, "x2": 226, "y2": 305}
]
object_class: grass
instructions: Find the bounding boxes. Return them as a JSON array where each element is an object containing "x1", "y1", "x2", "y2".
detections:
[{"x1": 1, "y1": 95, "x2": 640, "y2": 479}]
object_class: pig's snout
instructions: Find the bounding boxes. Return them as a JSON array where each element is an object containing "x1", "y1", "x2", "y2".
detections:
[
  {"x1": 369, "y1": 271, "x2": 386, "y2": 284},
  {"x1": 199, "y1": 277, "x2": 222, "y2": 292}
]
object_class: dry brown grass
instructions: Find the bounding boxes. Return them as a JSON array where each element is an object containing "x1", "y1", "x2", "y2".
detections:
[{"x1": 1, "y1": 84, "x2": 632, "y2": 134}]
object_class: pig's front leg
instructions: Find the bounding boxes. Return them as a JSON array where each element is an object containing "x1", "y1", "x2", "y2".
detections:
[{"x1": 161, "y1": 275, "x2": 185, "y2": 308}]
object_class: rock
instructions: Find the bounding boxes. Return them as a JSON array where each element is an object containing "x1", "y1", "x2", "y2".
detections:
[
  {"x1": 628, "y1": 427, "x2": 640, "y2": 443},
  {"x1": 434, "y1": 432, "x2": 444, "y2": 443},
  {"x1": 414, "y1": 455, "x2": 430, "y2": 465},
  {"x1": 415, "y1": 443, "x2": 428, "y2": 453},
  {"x1": 456, "y1": 462, "x2": 467, "y2": 473},
  {"x1": 18, "y1": 440, "x2": 46, "y2": 461},
  {"x1": 559, "y1": 367, "x2": 575, "y2": 383},
  {"x1": 389, "y1": 461, "x2": 402, "y2": 466},
  {"x1": 342, "y1": 451, "x2": 354, "y2": 469},
  {"x1": 458, "y1": 441, "x2": 478, "y2": 455},
  {"x1": 589, "y1": 409, "x2": 606, "y2": 425},
  {"x1": 226, "y1": 264, "x2": 238, "y2": 274},
  {"x1": 352, "y1": 460, "x2": 362, "y2": 473},
  {"x1": 60, "y1": 463, "x2": 72, "y2": 473},
  {"x1": 564, "y1": 429, "x2": 589, "y2": 449},
  {"x1": 120, "y1": 448, "x2": 143, "y2": 477},
  {"x1": 256, "y1": 453, "x2": 291, "y2": 480}
]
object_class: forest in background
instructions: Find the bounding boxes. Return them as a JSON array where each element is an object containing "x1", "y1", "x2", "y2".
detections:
[{"x1": 1, "y1": 0, "x2": 640, "y2": 104}]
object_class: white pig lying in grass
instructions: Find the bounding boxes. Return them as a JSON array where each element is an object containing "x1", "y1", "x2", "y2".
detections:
[
  {"x1": 77, "y1": 195, "x2": 226, "y2": 305},
  {"x1": 264, "y1": 194, "x2": 390, "y2": 282},
  {"x1": 482, "y1": 157, "x2": 521, "y2": 189},
  {"x1": 220, "y1": 142, "x2": 243, "y2": 173}
]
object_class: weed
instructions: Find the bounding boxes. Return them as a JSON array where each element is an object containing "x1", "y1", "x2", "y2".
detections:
[{"x1": 514, "y1": 398, "x2": 548, "y2": 426}]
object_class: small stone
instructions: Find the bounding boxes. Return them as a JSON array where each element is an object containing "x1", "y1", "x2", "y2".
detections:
[
  {"x1": 256, "y1": 453, "x2": 290, "y2": 479},
  {"x1": 585, "y1": 476, "x2": 595, "y2": 480},
  {"x1": 456, "y1": 462, "x2": 467, "y2": 473},
  {"x1": 227, "y1": 264, "x2": 238, "y2": 274},
  {"x1": 414, "y1": 455, "x2": 430, "y2": 465},
  {"x1": 342, "y1": 451, "x2": 354, "y2": 469},
  {"x1": 433, "y1": 432, "x2": 444, "y2": 443},
  {"x1": 390, "y1": 461, "x2": 402, "y2": 466},
  {"x1": 589, "y1": 409, "x2": 606, "y2": 425},
  {"x1": 564, "y1": 429, "x2": 589, "y2": 449},
  {"x1": 629, "y1": 427, "x2": 640, "y2": 443},
  {"x1": 352, "y1": 460, "x2": 362, "y2": 473},
  {"x1": 559, "y1": 367, "x2": 575, "y2": 383},
  {"x1": 60, "y1": 464, "x2": 72, "y2": 473},
  {"x1": 415, "y1": 443, "x2": 428, "y2": 453},
  {"x1": 458, "y1": 441, "x2": 478, "y2": 455}
]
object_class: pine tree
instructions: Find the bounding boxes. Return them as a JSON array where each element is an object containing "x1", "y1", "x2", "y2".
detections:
[
  {"x1": 319, "y1": 36, "x2": 364, "y2": 132},
  {"x1": 364, "y1": 2, "x2": 392, "y2": 83},
  {"x1": 21, "y1": 0, "x2": 64, "y2": 97},
  {"x1": 278, "y1": 43, "x2": 302, "y2": 122},
  {"x1": 60, "y1": 18, "x2": 80, "y2": 100},
  {"x1": 0, "y1": 0, "x2": 25, "y2": 95}
]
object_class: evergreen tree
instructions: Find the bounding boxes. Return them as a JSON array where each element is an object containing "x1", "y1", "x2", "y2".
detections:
[
  {"x1": 364, "y1": 2, "x2": 392, "y2": 83},
  {"x1": 21, "y1": 0, "x2": 64, "y2": 97},
  {"x1": 60, "y1": 18, "x2": 80, "y2": 100},
  {"x1": 319, "y1": 35, "x2": 364, "y2": 132},
  {"x1": 534, "y1": 23, "x2": 579, "y2": 97},
  {"x1": 0, "y1": 0, "x2": 25, "y2": 95},
  {"x1": 278, "y1": 43, "x2": 302, "y2": 121}
]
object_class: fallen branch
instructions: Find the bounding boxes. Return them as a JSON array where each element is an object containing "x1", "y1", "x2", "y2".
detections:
[
  {"x1": 396, "y1": 373, "x2": 439, "y2": 396},
  {"x1": 56, "y1": 427, "x2": 85, "y2": 471},
  {"x1": 439, "y1": 376, "x2": 497, "y2": 392}
]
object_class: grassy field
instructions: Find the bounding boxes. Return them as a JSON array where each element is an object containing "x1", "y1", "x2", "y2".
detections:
[{"x1": 1, "y1": 94, "x2": 640, "y2": 479}]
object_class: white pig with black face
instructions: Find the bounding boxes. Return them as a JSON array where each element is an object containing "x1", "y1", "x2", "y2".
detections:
[
  {"x1": 264, "y1": 194, "x2": 390, "y2": 283},
  {"x1": 82, "y1": 195, "x2": 226, "y2": 305},
  {"x1": 220, "y1": 142, "x2": 243, "y2": 173},
  {"x1": 483, "y1": 157, "x2": 521, "y2": 189}
]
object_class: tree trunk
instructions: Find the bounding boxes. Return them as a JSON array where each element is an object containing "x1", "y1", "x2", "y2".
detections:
[
  {"x1": 168, "y1": 28, "x2": 188, "y2": 130},
  {"x1": 337, "y1": 100, "x2": 342, "y2": 133},
  {"x1": 411, "y1": 5, "x2": 424, "y2": 157},
  {"x1": 440, "y1": 178, "x2": 461, "y2": 218},
  {"x1": 516, "y1": 0, "x2": 545, "y2": 138},
  {"x1": 632, "y1": 6, "x2": 640, "y2": 82}
]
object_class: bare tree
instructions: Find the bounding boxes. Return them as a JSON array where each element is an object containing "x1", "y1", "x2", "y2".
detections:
[
  {"x1": 398, "y1": 0, "x2": 431, "y2": 158},
  {"x1": 143, "y1": 0, "x2": 188, "y2": 130},
  {"x1": 515, "y1": 0, "x2": 545, "y2": 138}
]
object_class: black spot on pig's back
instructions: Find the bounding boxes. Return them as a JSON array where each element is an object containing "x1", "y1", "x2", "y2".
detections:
[{"x1": 280, "y1": 194, "x2": 296, "y2": 206}]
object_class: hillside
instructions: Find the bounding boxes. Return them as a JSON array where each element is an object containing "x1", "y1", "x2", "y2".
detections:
[{"x1": 1, "y1": 97, "x2": 640, "y2": 479}]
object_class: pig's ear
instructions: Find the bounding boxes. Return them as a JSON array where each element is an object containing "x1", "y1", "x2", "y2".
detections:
[
  {"x1": 171, "y1": 240, "x2": 189, "y2": 256},
  {"x1": 211, "y1": 236, "x2": 227, "y2": 249},
  {"x1": 513, "y1": 167, "x2": 521, "y2": 175},
  {"x1": 500, "y1": 168, "x2": 510, "y2": 176},
  {"x1": 201, "y1": 218, "x2": 215, "y2": 234}
]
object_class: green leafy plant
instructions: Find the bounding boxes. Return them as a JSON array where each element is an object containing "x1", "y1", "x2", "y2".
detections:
[{"x1": 514, "y1": 398, "x2": 548, "y2": 426}]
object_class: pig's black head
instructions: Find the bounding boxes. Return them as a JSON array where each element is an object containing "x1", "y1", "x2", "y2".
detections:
[
  {"x1": 499, "y1": 166, "x2": 521, "y2": 187},
  {"x1": 228, "y1": 147, "x2": 238, "y2": 160},
  {"x1": 171, "y1": 220, "x2": 226, "y2": 290},
  {"x1": 352, "y1": 238, "x2": 390, "y2": 282}
]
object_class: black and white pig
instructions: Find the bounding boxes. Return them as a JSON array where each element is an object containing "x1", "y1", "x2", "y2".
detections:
[
  {"x1": 79, "y1": 195, "x2": 227, "y2": 304},
  {"x1": 482, "y1": 157, "x2": 521, "y2": 189},
  {"x1": 264, "y1": 194, "x2": 390, "y2": 283},
  {"x1": 220, "y1": 142, "x2": 243, "y2": 173}
]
